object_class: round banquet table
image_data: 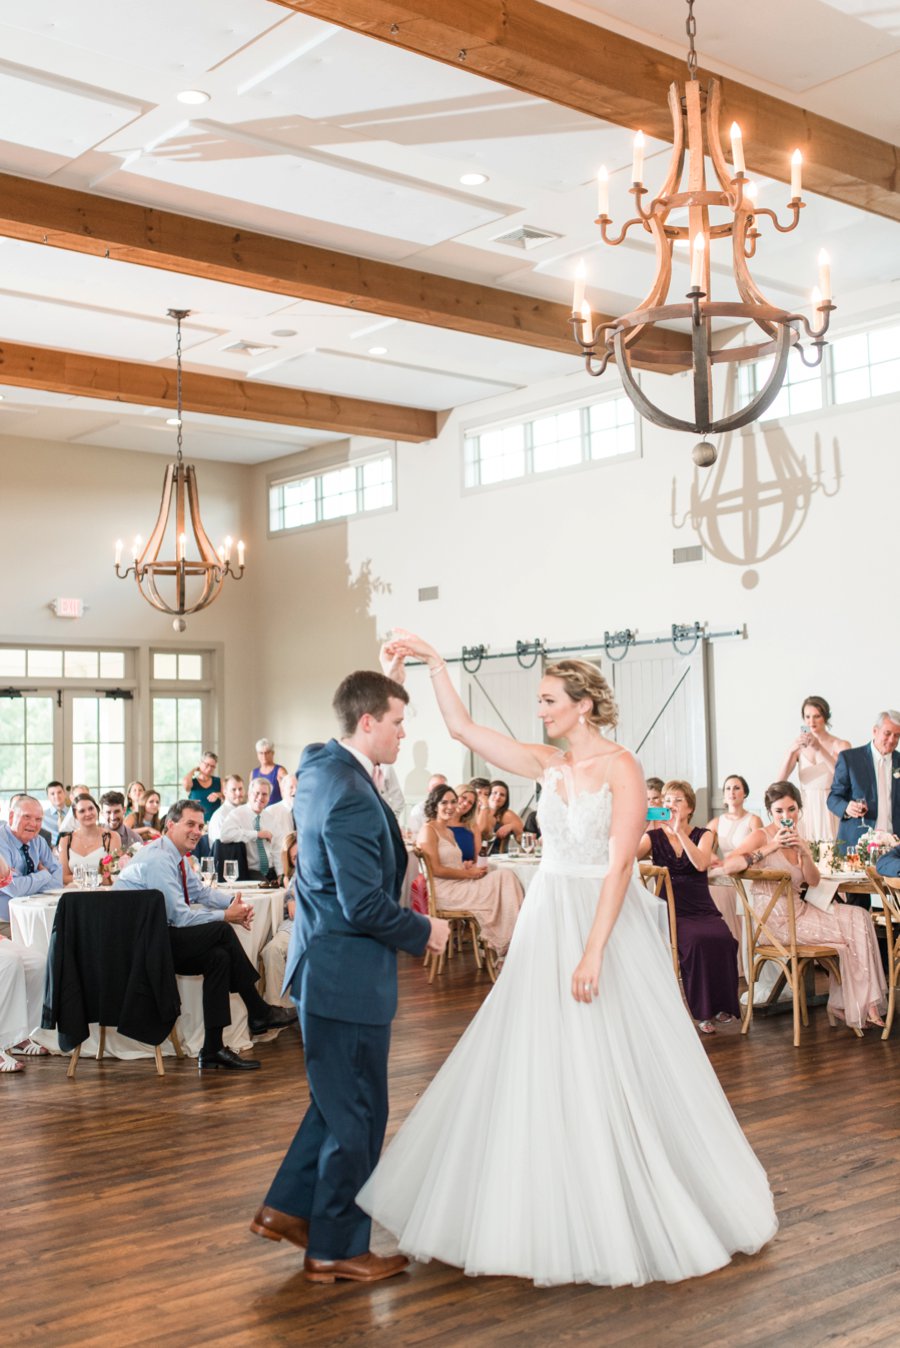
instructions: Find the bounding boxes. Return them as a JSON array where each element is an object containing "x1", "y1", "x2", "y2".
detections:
[
  {"x1": 9, "y1": 883, "x2": 285, "y2": 1059},
  {"x1": 485, "y1": 854, "x2": 541, "y2": 893}
]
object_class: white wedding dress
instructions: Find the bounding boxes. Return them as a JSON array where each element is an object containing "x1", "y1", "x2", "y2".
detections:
[{"x1": 357, "y1": 764, "x2": 778, "y2": 1287}]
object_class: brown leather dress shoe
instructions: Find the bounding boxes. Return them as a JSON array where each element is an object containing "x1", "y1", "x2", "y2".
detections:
[
  {"x1": 304, "y1": 1251, "x2": 410, "y2": 1284},
  {"x1": 249, "y1": 1205, "x2": 310, "y2": 1250}
]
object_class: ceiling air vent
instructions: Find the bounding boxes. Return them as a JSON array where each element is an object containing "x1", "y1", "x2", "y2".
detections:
[
  {"x1": 492, "y1": 226, "x2": 561, "y2": 250},
  {"x1": 418, "y1": 586, "x2": 439, "y2": 602},
  {"x1": 673, "y1": 545, "x2": 704, "y2": 564},
  {"x1": 223, "y1": 339, "x2": 275, "y2": 356}
]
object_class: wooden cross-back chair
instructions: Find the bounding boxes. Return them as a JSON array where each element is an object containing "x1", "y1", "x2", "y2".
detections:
[
  {"x1": 638, "y1": 862, "x2": 680, "y2": 984},
  {"x1": 732, "y1": 868, "x2": 854, "y2": 1048},
  {"x1": 865, "y1": 866, "x2": 900, "y2": 1040},
  {"x1": 413, "y1": 848, "x2": 497, "y2": 984}
]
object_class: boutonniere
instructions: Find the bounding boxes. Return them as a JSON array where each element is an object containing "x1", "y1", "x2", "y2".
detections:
[{"x1": 894, "y1": 769, "x2": 900, "y2": 779}]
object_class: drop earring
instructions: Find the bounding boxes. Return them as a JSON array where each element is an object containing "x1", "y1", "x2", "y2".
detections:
[{"x1": 578, "y1": 714, "x2": 585, "y2": 726}]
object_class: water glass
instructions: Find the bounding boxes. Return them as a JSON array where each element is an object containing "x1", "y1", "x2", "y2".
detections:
[
  {"x1": 73, "y1": 864, "x2": 87, "y2": 890},
  {"x1": 223, "y1": 860, "x2": 239, "y2": 885},
  {"x1": 521, "y1": 833, "x2": 536, "y2": 856},
  {"x1": 200, "y1": 857, "x2": 215, "y2": 887},
  {"x1": 86, "y1": 869, "x2": 99, "y2": 889}
]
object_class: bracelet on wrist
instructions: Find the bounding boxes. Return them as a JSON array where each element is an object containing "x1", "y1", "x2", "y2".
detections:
[{"x1": 428, "y1": 662, "x2": 446, "y2": 678}]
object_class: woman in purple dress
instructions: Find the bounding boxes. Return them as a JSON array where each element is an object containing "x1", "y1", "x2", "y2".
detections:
[{"x1": 638, "y1": 779, "x2": 739, "y2": 1035}]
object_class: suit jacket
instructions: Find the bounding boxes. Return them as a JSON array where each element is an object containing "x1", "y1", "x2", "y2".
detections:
[
  {"x1": 283, "y1": 740, "x2": 430, "y2": 1025},
  {"x1": 876, "y1": 843, "x2": 900, "y2": 879},
  {"x1": 827, "y1": 744, "x2": 900, "y2": 844}
]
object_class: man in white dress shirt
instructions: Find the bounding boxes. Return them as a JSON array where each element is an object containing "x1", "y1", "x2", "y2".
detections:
[
  {"x1": 207, "y1": 774, "x2": 246, "y2": 846},
  {"x1": 221, "y1": 777, "x2": 275, "y2": 876},
  {"x1": 261, "y1": 774, "x2": 297, "y2": 874}
]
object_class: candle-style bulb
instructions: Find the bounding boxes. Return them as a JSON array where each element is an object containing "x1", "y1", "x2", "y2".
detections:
[
  {"x1": 178, "y1": 532, "x2": 186, "y2": 562},
  {"x1": 790, "y1": 149, "x2": 802, "y2": 199},
  {"x1": 631, "y1": 131, "x2": 645, "y2": 185},
  {"x1": 817, "y1": 249, "x2": 832, "y2": 304},
  {"x1": 114, "y1": 539, "x2": 123, "y2": 567},
  {"x1": 224, "y1": 535, "x2": 233, "y2": 563},
  {"x1": 579, "y1": 299, "x2": 593, "y2": 345},
  {"x1": 237, "y1": 540, "x2": 245, "y2": 568},
  {"x1": 690, "y1": 233, "x2": 707, "y2": 289},
  {"x1": 217, "y1": 545, "x2": 225, "y2": 564},
  {"x1": 572, "y1": 259, "x2": 586, "y2": 315},
  {"x1": 597, "y1": 165, "x2": 609, "y2": 217},
  {"x1": 730, "y1": 122, "x2": 745, "y2": 176},
  {"x1": 132, "y1": 534, "x2": 142, "y2": 561}
]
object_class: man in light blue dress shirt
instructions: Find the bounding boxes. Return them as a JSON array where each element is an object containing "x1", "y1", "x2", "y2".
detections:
[
  {"x1": 115, "y1": 799, "x2": 293, "y2": 1070},
  {"x1": 0, "y1": 796, "x2": 63, "y2": 931},
  {"x1": 42, "y1": 782, "x2": 69, "y2": 845}
]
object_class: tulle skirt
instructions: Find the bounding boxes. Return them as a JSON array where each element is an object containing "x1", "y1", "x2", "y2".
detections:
[{"x1": 358, "y1": 862, "x2": 778, "y2": 1287}]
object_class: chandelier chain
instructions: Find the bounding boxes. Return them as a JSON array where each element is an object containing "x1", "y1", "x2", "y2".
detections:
[
  {"x1": 685, "y1": 0, "x2": 698, "y2": 81},
  {"x1": 174, "y1": 313, "x2": 184, "y2": 464}
]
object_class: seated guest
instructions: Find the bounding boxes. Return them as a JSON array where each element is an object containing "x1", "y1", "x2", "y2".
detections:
[
  {"x1": 60, "y1": 794, "x2": 120, "y2": 886},
  {"x1": 0, "y1": 796, "x2": 63, "y2": 934},
  {"x1": 251, "y1": 738, "x2": 288, "y2": 805},
  {"x1": 221, "y1": 777, "x2": 276, "y2": 877},
  {"x1": 99, "y1": 791, "x2": 143, "y2": 849},
  {"x1": 705, "y1": 774, "x2": 762, "y2": 854},
  {"x1": 645, "y1": 776, "x2": 665, "y2": 830},
  {"x1": 0, "y1": 852, "x2": 49, "y2": 1070},
  {"x1": 877, "y1": 844, "x2": 900, "y2": 877},
  {"x1": 126, "y1": 789, "x2": 163, "y2": 840},
  {"x1": 260, "y1": 833, "x2": 299, "y2": 1010},
  {"x1": 114, "y1": 800, "x2": 293, "y2": 1070},
  {"x1": 638, "y1": 779, "x2": 740, "y2": 1035},
  {"x1": 42, "y1": 781, "x2": 69, "y2": 845},
  {"x1": 417, "y1": 785, "x2": 524, "y2": 956},
  {"x1": 182, "y1": 751, "x2": 223, "y2": 824},
  {"x1": 485, "y1": 779, "x2": 524, "y2": 855},
  {"x1": 59, "y1": 784, "x2": 90, "y2": 834},
  {"x1": 451, "y1": 783, "x2": 482, "y2": 861},
  {"x1": 408, "y1": 773, "x2": 448, "y2": 836},
  {"x1": 126, "y1": 781, "x2": 146, "y2": 817},
  {"x1": 207, "y1": 775, "x2": 245, "y2": 845},
  {"x1": 713, "y1": 780, "x2": 887, "y2": 1030},
  {"x1": 262, "y1": 774, "x2": 297, "y2": 869},
  {"x1": 469, "y1": 777, "x2": 493, "y2": 839}
]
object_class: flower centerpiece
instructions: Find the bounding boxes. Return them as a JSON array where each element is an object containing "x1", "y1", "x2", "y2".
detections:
[
  {"x1": 98, "y1": 852, "x2": 120, "y2": 884},
  {"x1": 856, "y1": 828, "x2": 898, "y2": 868}
]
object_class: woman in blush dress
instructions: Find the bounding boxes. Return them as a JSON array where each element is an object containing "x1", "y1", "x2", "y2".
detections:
[
  {"x1": 59, "y1": 794, "x2": 119, "y2": 886},
  {"x1": 776, "y1": 696, "x2": 849, "y2": 841},
  {"x1": 358, "y1": 631, "x2": 777, "y2": 1288},
  {"x1": 638, "y1": 780, "x2": 740, "y2": 1035},
  {"x1": 416, "y1": 785, "x2": 523, "y2": 955},
  {"x1": 706, "y1": 775, "x2": 763, "y2": 856},
  {"x1": 713, "y1": 781, "x2": 886, "y2": 1030}
]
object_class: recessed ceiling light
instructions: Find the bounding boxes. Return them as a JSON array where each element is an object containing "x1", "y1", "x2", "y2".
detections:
[
  {"x1": 271, "y1": 328, "x2": 297, "y2": 337},
  {"x1": 176, "y1": 89, "x2": 210, "y2": 105},
  {"x1": 368, "y1": 346, "x2": 389, "y2": 356},
  {"x1": 460, "y1": 172, "x2": 489, "y2": 186},
  {"x1": 166, "y1": 416, "x2": 182, "y2": 426}
]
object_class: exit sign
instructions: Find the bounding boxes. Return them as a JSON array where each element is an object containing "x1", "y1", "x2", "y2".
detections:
[{"x1": 51, "y1": 597, "x2": 84, "y2": 619}]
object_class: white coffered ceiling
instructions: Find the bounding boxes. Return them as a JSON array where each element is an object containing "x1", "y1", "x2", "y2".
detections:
[{"x1": 0, "y1": 0, "x2": 897, "y2": 463}]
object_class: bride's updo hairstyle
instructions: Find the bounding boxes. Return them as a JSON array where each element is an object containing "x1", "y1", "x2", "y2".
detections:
[{"x1": 543, "y1": 659, "x2": 618, "y2": 730}]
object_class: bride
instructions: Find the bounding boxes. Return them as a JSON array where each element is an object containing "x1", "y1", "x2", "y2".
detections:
[{"x1": 357, "y1": 631, "x2": 777, "y2": 1287}]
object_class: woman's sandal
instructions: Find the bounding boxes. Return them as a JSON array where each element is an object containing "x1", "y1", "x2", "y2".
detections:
[
  {"x1": 714, "y1": 1013, "x2": 736, "y2": 1024},
  {"x1": 698, "y1": 1020, "x2": 716, "y2": 1035},
  {"x1": 10, "y1": 1038, "x2": 50, "y2": 1057},
  {"x1": 0, "y1": 1050, "x2": 24, "y2": 1072}
]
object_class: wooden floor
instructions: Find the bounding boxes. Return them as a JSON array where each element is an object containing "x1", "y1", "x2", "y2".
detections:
[{"x1": 6, "y1": 955, "x2": 900, "y2": 1348}]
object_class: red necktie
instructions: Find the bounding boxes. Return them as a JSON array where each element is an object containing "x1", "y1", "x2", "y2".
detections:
[{"x1": 179, "y1": 858, "x2": 191, "y2": 906}]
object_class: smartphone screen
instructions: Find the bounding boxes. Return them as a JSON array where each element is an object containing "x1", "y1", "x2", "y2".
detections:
[{"x1": 646, "y1": 807, "x2": 672, "y2": 821}]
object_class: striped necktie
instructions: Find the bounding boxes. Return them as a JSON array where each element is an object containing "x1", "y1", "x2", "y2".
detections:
[{"x1": 253, "y1": 814, "x2": 269, "y2": 874}]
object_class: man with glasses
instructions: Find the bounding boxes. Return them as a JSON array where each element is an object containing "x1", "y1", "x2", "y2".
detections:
[{"x1": 0, "y1": 796, "x2": 62, "y2": 937}]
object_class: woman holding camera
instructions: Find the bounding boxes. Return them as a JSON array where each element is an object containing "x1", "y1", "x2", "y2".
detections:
[
  {"x1": 713, "y1": 780, "x2": 885, "y2": 1030},
  {"x1": 775, "y1": 696, "x2": 849, "y2": 841}
]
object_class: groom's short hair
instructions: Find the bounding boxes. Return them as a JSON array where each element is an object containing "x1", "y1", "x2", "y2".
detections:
[{"x1": 333, "y1": 671, "x2": 409, "y2": 736}]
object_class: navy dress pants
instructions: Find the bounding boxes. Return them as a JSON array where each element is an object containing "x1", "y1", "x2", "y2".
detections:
[{"x1": 265, "y1": 1005, "x2": 390, "y2": 1260}]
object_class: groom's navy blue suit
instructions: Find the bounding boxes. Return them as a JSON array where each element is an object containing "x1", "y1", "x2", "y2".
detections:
[
  {"x1": 264, "y1": 739, "x2": 430, "y2": 1261},
  {"x1": 827, "y1": 744, "x2": 900, "y2": 846}
]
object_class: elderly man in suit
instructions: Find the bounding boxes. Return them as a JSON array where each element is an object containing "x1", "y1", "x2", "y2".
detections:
[
  {"x1": 250, "y1": 660, "x2": 449, "y2": 1284},
  {"x1": 828, "y1": 710, "x2": 900, "y2": 847}
]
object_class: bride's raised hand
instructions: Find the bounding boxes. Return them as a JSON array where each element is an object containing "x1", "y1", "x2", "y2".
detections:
[
  {"x1": 571, "y1": 947, "x2": 603, "y2": 1004},
  {"x1": 388, "y1": 628, "x2": 440, "y2": 665},
  {"x1": 379, "y1": 639, "x2": 406, "y2": 684}
]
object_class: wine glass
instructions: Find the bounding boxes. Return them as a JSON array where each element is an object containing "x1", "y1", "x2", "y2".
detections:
[
  {"x1": 200, "y1": 857, "x2": 215, "y2": 887},
  {"x1": 73, "y1": 864, "x2": 86, "y2": 890},
  {"x1": 86, "y1": 869, "x2": 99, "y2": 890},
  {"x1": 223, "y1": 860, "x2": 239, "y2": 886},
  {"x1": 521, "y1": 832, "x2": 535, "y2": 856}
]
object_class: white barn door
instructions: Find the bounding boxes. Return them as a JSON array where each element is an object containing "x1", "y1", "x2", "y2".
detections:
[{"x1": 464, "y1": 658, "x2": 543, "y2": 817}]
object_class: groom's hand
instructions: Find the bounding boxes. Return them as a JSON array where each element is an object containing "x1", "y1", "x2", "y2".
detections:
[
  {"x1": 426, "y1": 917, "x2": 451, "y2": 953},
  {"x1": 379, "y1": 638, "x2": 406, "y2": 685}
]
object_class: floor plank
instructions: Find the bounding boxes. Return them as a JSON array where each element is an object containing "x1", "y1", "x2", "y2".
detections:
[{"x1": 6, "y1": 953, "x2": 900, "y2": 1347}]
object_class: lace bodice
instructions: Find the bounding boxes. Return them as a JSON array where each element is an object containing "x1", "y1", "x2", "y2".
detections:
[{"x1": 538, "y1": 766, "x2": 612, "y2": 868}]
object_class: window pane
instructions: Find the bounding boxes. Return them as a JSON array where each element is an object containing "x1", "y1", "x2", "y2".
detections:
[
  {"x1": 99, "y1": 651, "x2": 125, "y2": 679},
  {"x1": 870, "y1": 359, "x2": 900, "y2": 398},
  {"x1": 28, "y1": 649, "x2": 62, "y2": 677},
  {"x1": 177, "y1": 699, "x2": 202, "y2": 741},
  {"x1": 831, "y1": 333, "x2": 869, "y2": 373},
  {"x1": 869, "y1": 325, "x2": 900, "y2": 364},
  {"x1": 321, "y1": 466, "x2": 357, "y2": 521},
  {"x1": 177, "y1": 654, "x2": 203, "y2": 681},
  {"x1": 153, "y1": 698, "x2": 177, "y2": 741},
  {"x1": 73, "y1": 743, "x2": 98, "y2": 788},
  {"x1": 153, "y1": 653, "x2": 178, "y2": 681},
  {"x1": 478, "y1": 425, "x2": 525, "y2": 485},
  {"x1": 72, "y1": 698, "x2": 97, "y2": 743},
  {"x1": 99, "y1": 743, "x2": 125, "y2": 795},
  {"x1": 0, "y1": 701, "x2": 24, "y2": 744},
  {"x1": 834, "y1": 368, "x2": 871, "y2": 405},
  {"x1": 27, "y1": 742, "x2": 54, "y2": 791},
  {"x1": 0, "y1": 743, "x2": 25, "y2": 795},
  {"x1": 64, "y1": 650, "x2": 98, "y2": 679},
  {"x1": 153, "y1": 741, "x2": 178, "y2": 788},
  {"x1": 362, "y1": 457, "x2": 393, "y2": 511},
  {"x1": 26, "y1": 698, "x2": 52, "y2": 742},
  {"x1": 180, "y1": 742, "x2": 202, "y2": 779},
  {"x1": 788, "y1": 380, "x2": 822, "y2": 415},
  {"x1": 98, "y1": 699, "x2": 124, "y2": 740},
  {"x1": 533, "y1": 435, "x2": 582, "y2": 473},
  {"x1": 0, "y1": 649, "x2": 26, "y2": 678}
]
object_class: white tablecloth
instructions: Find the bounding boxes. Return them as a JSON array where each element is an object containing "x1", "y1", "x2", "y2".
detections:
[
  {"x1": 486, "y1": 856, "x2": 541, "y2": 892},
  {"x1": 9, "y1": 884, "x2": 284, "y2": 1059}
]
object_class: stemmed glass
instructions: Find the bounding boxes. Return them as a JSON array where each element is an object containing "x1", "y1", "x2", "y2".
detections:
[
  {"x1": 200, "y1": 857, "x2": 215, "y2": 888},
  {"x1": 223, "y1": 860, "x2": 239, "y2": 886},
  {"x1": 521, "y1": 833, "x2": 536, "y2": 856}
]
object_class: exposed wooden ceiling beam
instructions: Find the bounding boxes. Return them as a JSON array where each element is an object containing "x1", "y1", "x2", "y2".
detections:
[
  {"x1": 0, "y1": 340, "x2": 437, "y2": 442},
  {"x1": 0, "y1": 173, "x2": 688, "y2": 367},
  {"x1": 272, "y1": 0, "x2": 900, "y2": 223}
]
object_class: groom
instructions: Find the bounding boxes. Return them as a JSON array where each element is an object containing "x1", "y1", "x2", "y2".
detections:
[{"x1": 250, "y1": 664, "x2": 449, "y2": 1283}]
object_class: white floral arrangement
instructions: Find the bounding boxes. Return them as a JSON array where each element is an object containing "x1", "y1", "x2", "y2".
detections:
[{"x1": 857, "y1": 827, "x2": 898, "y2": 863}]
